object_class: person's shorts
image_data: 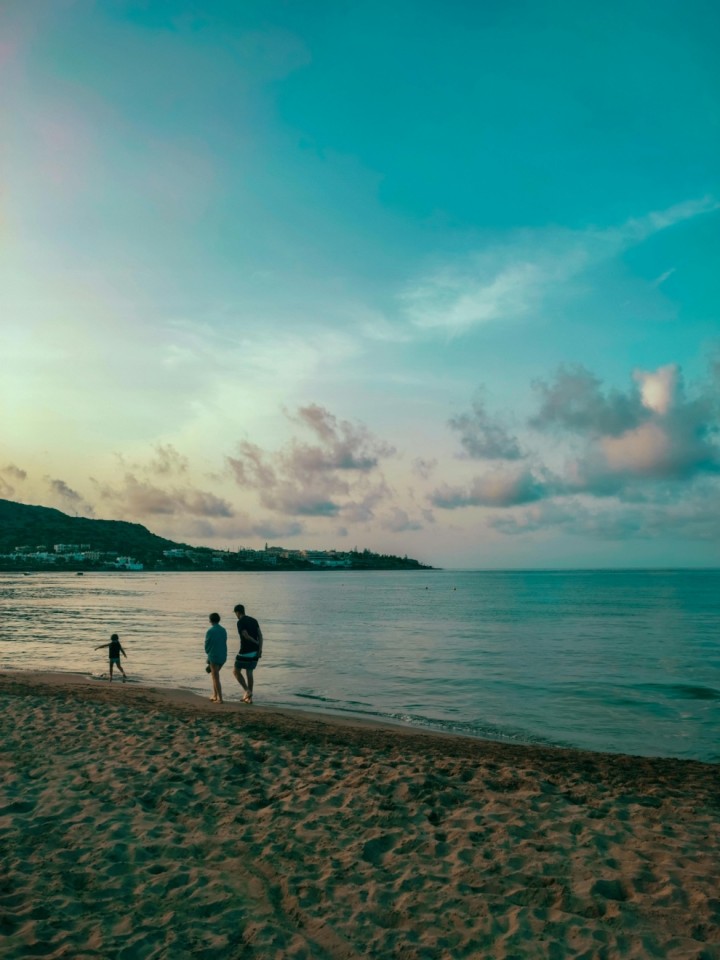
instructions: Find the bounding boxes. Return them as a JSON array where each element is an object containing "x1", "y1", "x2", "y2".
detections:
[
  {"x1": 109, "y1": 657, "x2": 121, "y2": 667},
  {"x1": 234, "y1": 656, "x2": 257, "y2": 672}
]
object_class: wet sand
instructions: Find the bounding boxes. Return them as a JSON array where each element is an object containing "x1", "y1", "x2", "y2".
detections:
[{"x1": 1, "y1": 671, "x2": 718, "y2": 959}]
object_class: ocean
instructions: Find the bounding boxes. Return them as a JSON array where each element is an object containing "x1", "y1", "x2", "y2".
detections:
[{"x1": 1, "y1": 569, "x2": 718, "y2": 762}]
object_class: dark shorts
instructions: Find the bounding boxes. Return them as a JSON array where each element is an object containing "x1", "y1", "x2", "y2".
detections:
[
  {"x1": 234, "y1": 656, "x2": 257, "y2": 672},
  {"x1": 109, "y1": 657, "x2": 121, "y2": 667}
]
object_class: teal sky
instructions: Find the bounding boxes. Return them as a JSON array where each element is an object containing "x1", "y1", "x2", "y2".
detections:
[{"x1": 1, "y1": 0, "x2": 719, "y2": 567}]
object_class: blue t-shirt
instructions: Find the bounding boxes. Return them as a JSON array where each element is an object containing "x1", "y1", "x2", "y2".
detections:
[{"x1": 205, "y1": 624, "x2": 228, "y2": 665}]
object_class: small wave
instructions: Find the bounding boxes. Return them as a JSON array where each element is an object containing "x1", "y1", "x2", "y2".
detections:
[
  {"x1": 637, "y1": 683, "x2": 720, "y2": 701},
  {"x1": 287, "y1": 695, "x2": 569, "y2": 749},
  {"x1": 295, "y1": 692, "x2": 343, "y2": 704},
  {"x1": 672, "y1": 684, "x2": 720, "y2": 700}
]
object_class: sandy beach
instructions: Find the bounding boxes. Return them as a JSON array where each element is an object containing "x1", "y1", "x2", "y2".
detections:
[{"x1": 1, "y1": 672, "x2": 718, "y2": 959}]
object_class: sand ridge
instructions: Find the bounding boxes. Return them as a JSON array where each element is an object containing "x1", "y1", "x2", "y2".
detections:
[{"x1": 1, "y1": 671, "x2": 718, "y2": 959}]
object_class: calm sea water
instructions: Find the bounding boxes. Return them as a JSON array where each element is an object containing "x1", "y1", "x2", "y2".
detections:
[{"x1": 0, "y1": 569, "x2": 718, "y2": 762}]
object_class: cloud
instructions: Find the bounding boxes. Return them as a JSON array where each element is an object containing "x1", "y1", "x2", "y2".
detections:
[
  {"x1": 530, "y1": 364, "x2": 642, "y2": 437},
  {"x1": 448, "y1": 393, "x2": 523, "y2": 460},
  {"x1": 380, "y1": 507, "x2": 424, "y2": 533},
  {"x1": 401, "y1": 197, "x2": 718, "y2": 334},
  {"x1": 46, "y1": 477, "x2": 96, "y2": 516},
  {"x1": 96, "y1": 475, "x2": 235, "y2": 519},
  {"x1": 653, "y1": 267, "x2": 676, "y2": 287},
  {"x1": 0, "y1": 464, "x2": 27, "y2": 499},
  {"x1": 3, "y1": 464, "x2": 27, "y2": 482},
  {"x1": 491, "y1": 489, "x2": 720, "y2": 544},
  {"x1": 403, "y1": 260, "x2": 550, "y2": 333},
  {"x1": 430, "y1": 357, "x2": 720, "y2": 519},
  {"x1": 412, "y1": 457, "x2": 438, "y2": 479},
  {"x1": 622, "y1": 196, "x2": 720, "y2": 241},
  {"x1": 431, "y1": 468, "x2": 547, "y2": 509},
  {"x1": 289, "y1": 404, "x2": 394, "y2": 471},
  {"x1": 340, "y1": 483, "x2": 394, "y2": 524},
  {"x1": 530, "y1": 361, "x2": 719, "y2": 490},
  {"x1": 634, "y1": 364, "x2": 677, "y2": 416},
  {"x1": 178, "y1": 515, "x2": 304, "y2": 543},
  {"x1": 227, "y1": 404, "x2": 396, "y2": 520},
  {"x1": 48, "y1": 478, "x2": 83, "y2": 502},
  {"x1": 147, "y1": 444, "x2": 189, "y2": 476}
]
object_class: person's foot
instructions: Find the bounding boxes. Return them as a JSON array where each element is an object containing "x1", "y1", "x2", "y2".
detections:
[
  {"x1": 242, "y1": 692, "x2": 253, "y2": 704},
  {"x1": 210, "y1": 696, "x2": 218, "y2": 702}
]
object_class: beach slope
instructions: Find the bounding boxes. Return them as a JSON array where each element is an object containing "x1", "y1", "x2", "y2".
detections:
[{"x1": 1, "y1": 672, "x2": 718, "y2": 959}]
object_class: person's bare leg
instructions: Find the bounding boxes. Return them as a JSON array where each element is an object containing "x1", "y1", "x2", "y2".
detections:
[
  {"x1": 233, "y1": 667, "x2": 248, "y2": 694},
  {"x1": 242, "y1": 669, "x2": 254, "y2": 702},
  {"x1": 119, "y1": 663, "x2": 127, "y2": 682},
  {"x1": 109, "y1": 663, "x2": 114, "y2": 682},
  {"x1": 211, "y1": 664, "x2": 223, "y2": 703}
]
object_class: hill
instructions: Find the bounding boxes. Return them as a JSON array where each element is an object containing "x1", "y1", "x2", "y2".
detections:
[
  {"x1": 0, "y1": 498, "x2": 184, "y2": 559},
  {"x1": 0, "y1": 499, "x2": 433, "y2": 571}
]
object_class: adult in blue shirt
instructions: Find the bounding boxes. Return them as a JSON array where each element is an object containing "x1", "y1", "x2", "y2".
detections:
[{"x1": 205, "y1": 612, "x2": 228, "y2": 704}]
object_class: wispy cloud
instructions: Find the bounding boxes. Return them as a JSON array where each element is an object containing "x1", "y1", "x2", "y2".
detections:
[
  {"x1": 95, "y1": 475, "x2": 234, "y2": 519},
  {"x1": 46, "y1": 477, "x2": 95, "y2": 516},
  {"x1": 0, "y1": 464, "x2": 28, "y2": 499},
  {"x1": 400, "y1": 197, "x2": 718, "y2": 334},
  {"x1": 147, "y1": 444, "x2": 190, "y2": 477},
  {"x1": 449, "y1": 392, "x2": 524, "y2": 460},
  {"x1": 653, "y1": 267, "x2": 676, "y2": 287}
]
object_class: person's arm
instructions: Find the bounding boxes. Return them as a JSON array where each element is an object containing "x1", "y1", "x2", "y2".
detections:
[
  {"x1": 95, "y1": 643, "x2": 109, "y2": 650},
  {"x1": 120, "y1": 645, "x2": 127, "y2": 658},
  {"x1": 240, "y1": 628, "x2": 262, "y2": 653}
]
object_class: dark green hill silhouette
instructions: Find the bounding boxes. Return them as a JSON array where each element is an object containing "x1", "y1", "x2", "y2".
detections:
[
  {"x1": 0, "y1": 499, "x2": 433, "y2": 570},
  {"x1": 0, "y1": 498, "x2": 184, "y2": 557}
]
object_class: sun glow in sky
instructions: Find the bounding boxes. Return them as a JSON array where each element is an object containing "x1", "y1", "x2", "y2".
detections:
[{"x1": 1, "y1": 0, "x2": 719, "y2": 568}]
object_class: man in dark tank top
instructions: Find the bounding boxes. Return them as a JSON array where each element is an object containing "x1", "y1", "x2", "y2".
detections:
[{"x1": 232, "y1": 603, "x2": 263, "y2": 704}]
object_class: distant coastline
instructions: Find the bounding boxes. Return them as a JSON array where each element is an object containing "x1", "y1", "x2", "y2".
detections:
[
  {"x1": 3, "y1": 556, "x2": 434, "y2": 573},
  {"x1": 0, "y1": 498, "x2": 434, "y2": 572}
]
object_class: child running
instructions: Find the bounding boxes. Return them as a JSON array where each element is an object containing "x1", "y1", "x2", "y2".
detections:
[{"x1": 95, "y1": 633, "x2": 128, "y2": 682}]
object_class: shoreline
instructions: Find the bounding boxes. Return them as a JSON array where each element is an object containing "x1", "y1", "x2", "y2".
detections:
[
  {"x1": 3, "y1": 670, "x2": 720, "y2": 958},
  {"x1": 4, "y1": 666, "x2": 718, "y2": 766},
  {"x1": 2, "y1": 667, "x2": 718, "y2": 770}
]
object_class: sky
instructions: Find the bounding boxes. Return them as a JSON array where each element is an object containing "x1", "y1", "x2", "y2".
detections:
[{"x1": 1, "y1": 0, "x2": 719, "y2": 569}]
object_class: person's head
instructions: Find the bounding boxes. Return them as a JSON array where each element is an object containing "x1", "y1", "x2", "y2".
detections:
[
  {"x1": 234, "y1": 603, "x2": 245, "y2": 617},
  {"x1": 209, "y1": 612, "x2": 221, "y2": 624},
  {"x1": 111, "y1": 633, "x2": 119, "y2": 641}
]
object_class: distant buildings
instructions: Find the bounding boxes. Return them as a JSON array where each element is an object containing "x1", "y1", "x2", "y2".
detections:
[
  {"x1": 0, "y1": 544, "x2": 143, "y2": 570},
  {"x1": 0, "y1": 539, "x2": 426, "y2": 571},
  {"x1": 160, "y1": 544, "x2": 353, "y2": 566}
]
